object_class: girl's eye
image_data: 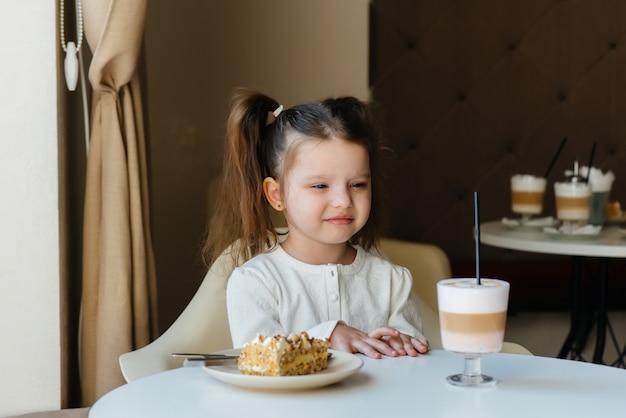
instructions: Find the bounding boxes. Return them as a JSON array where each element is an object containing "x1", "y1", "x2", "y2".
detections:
[
  {"x1": 311, "y1": 184, "x2": 328, "y2": 189},
  {"x1": 351, "y1": 182, "x2": 368, "y2": 188}
]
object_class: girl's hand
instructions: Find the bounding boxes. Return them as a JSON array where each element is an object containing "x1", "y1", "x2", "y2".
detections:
[
  {"x1": 369, "y1": 327, "x2": 429, "y2": 357},
  {"x1": 329, "y1": 323, "x2": 429, "y2": 359}
]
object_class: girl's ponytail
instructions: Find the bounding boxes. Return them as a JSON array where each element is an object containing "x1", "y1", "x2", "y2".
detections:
[{"x1": 203, "y1": 88, "x2": 280, "y2": 266}]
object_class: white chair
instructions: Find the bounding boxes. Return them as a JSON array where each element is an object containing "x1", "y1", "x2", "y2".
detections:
[
  {"x1": 119, "y1": 224, "x2": 289, "y2": 382},
  {"x1": 118, "y1": 249, "x2": 235, "y2": 382},
  {"x1": 379, "y1": 237, "x2": 532, "y2": 355}
]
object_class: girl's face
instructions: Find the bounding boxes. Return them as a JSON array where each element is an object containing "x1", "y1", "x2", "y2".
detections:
[{"x1": 277, "y1": 136, "x2": 371, "y2": 251}]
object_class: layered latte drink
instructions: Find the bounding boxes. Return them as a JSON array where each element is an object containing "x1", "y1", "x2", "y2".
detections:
[
  {"x1": 437, "y1": 279, "x2": 509, "y2": 354},
  {"x1": 510, "y1": 174, "x2": 546, "y2": 216},
  {"x1": 554, "y1": 181, "x2": 591, "y2": 222}
]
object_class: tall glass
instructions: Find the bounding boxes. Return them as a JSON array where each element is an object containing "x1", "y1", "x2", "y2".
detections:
[
  {"x1": 510, "y1": 174, "x2": 546, "y2": 223},
  {"x1": 554, "y1": 181, "x2": 591, "y2": 231},
  {"x1": 437, "y1": 278, "x2": 510, "y2": 387},
  {"x1": 588, "y1": 175, "x2": 614, "y2": 226}
]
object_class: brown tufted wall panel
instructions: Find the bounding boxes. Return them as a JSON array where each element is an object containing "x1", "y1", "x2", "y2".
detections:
[{"x1": 370, "y1": 1, "x2": 626, "y2": 309}]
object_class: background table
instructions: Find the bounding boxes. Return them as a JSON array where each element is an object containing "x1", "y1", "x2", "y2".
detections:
[
  {"x1": 480, "y1": 221, "x2": 626, "y2": 258},
  {"x1": 480, "y1": 221, "x2": 626, "y2": 365},
  {"x1": 90, "y1": 350, "x2": 626, "y2": 418}
]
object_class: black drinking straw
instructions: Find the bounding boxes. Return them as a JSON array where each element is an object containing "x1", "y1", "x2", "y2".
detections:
[
  {"x1": 584, "y1": 142, "x2": 597, "y2": 183},
  {"x1": 544, "y1": 136, "x2": 568, "y2": 178},
  {"x1": 474, "y1": 191, "x2": 481, "y2": 286}
]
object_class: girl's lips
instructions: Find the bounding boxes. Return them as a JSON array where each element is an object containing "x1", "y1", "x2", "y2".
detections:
[{"x1": 325, "y1": 216, "x2": 354, "y2": 225}]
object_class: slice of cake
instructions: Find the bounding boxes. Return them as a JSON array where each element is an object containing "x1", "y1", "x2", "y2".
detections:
[
  {"x1": 606, "y1": 201, "x2": 622, "y2": 219},
  {"x1": 238, "y1": 331, "x2": 330, "y2": 376}
]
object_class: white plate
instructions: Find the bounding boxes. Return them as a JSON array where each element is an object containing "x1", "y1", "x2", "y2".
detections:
[
  {"x1": 203, "y1": 349, "x2": 363, "y2": 391},
  {"x1": 543, "y1": 225, "x2": 601, "y2": 239}
]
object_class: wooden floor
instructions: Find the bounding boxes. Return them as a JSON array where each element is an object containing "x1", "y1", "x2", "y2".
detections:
[{"x1": 505, "y1": 310, "x2": 626, "y2": 367}]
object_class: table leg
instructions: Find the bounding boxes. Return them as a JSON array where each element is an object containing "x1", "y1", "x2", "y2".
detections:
[
  {"x1": 559, "y1": 256, "x2": 584, "y2": 359},
  {"x1": 592, "y1": 258, "x2": 608, "y2": 364}
]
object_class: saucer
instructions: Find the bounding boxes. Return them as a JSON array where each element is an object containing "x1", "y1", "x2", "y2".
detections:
[
  {"x1": 502, "y1": 216, "x2": 557, "y2": 230},
  {"x1": 543, "y1": 224, "x2": 602, "y2": 239}
]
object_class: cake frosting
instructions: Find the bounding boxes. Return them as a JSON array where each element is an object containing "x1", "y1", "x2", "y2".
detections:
[{"x1": 238, "y1": 332, "x2": 330, "y2": 376}]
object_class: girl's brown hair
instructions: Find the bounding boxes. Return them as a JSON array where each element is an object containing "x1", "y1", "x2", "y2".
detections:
[{"x1": 202, "y1": 88, "x2": 391, "y2": 268}]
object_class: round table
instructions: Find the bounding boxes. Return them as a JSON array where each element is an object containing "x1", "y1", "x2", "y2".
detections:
[
  {"x1": 89, "y1": 350, "x2": 626, "y2": 418},
  {"x1": 480, "y1": 220, "x2": 626, "y2": 365},
  {"x1": 480, "y1": 221, "x2": 626, "y2": 258}
]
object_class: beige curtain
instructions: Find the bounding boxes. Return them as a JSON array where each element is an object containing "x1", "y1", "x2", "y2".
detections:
[{"x1": 80, "y1": 0, "x2": 158, "y2": 405}]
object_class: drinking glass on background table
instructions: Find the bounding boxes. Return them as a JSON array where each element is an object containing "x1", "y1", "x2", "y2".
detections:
[
  {"x1": 589, "y1": 180, "x2": 612, "y2": 226},
  {"x1": 510, "y1": 175, "x2": 547, "y2": 223},
  {"x1": 437, "y1": 278, "x2": 510, "y2": 387},
  {"x1": 581, "y1": 166, "x2": 615, "y2": 226},
  {"x1": 554, "y1": 181, "x2": 591, "y2": 230}
]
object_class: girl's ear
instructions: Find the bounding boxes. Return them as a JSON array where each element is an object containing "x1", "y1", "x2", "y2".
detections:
[{"x1": 263, "y1": 177, "x2": 284, "y2": 211}]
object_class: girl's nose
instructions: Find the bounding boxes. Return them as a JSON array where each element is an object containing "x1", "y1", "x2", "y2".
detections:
[{"x1": 331, "y1": 187, "x2": 352, "y2": 208}]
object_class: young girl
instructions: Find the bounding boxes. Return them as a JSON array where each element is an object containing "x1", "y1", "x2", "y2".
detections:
[{"x1": 203, "y1": 88, "x2": 429, "y2": 359}]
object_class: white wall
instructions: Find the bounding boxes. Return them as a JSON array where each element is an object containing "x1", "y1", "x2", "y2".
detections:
[{"x1": 0, "y1": 2, "x2": 61, "y2": 416}]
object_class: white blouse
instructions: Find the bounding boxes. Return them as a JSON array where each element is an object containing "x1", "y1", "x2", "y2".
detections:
[{"x1": 226, "y1": 244, "x2": 425, "y2": 347}]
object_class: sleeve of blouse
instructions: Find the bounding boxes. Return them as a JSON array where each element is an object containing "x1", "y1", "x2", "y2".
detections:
[
  {"x1": 388, "y1": 266, "x2": 427, "y2": 341},
  {"x1": 226, "y1": 266, "x2": 286, "y2": 347},
  {"x1": 306, "y1": 319, "x2": 340, "y2": 340}
]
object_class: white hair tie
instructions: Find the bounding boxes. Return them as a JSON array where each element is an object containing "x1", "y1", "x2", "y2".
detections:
[{"x1": 272, "y1": 104, "x2": 284, "y2": 118}]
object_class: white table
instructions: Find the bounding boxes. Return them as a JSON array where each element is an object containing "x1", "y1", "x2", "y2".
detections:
[
  {"x1": 90, "y1": 350, "x2": 626, "y2": 418},
  {"x1": 480, "y1": 221, "x2": 626, "y2": 258},
  {"x1": 480, "y1": 221, "x2": 626, "y2": 365}
]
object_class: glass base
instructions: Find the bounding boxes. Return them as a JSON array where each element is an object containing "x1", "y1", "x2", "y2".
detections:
[
  {"x1": 446, "y1": 353, "x2": 498, "y2": 387},
  {"x1": 446, "y1": 373, "x2": 497, "y2": 387}
]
